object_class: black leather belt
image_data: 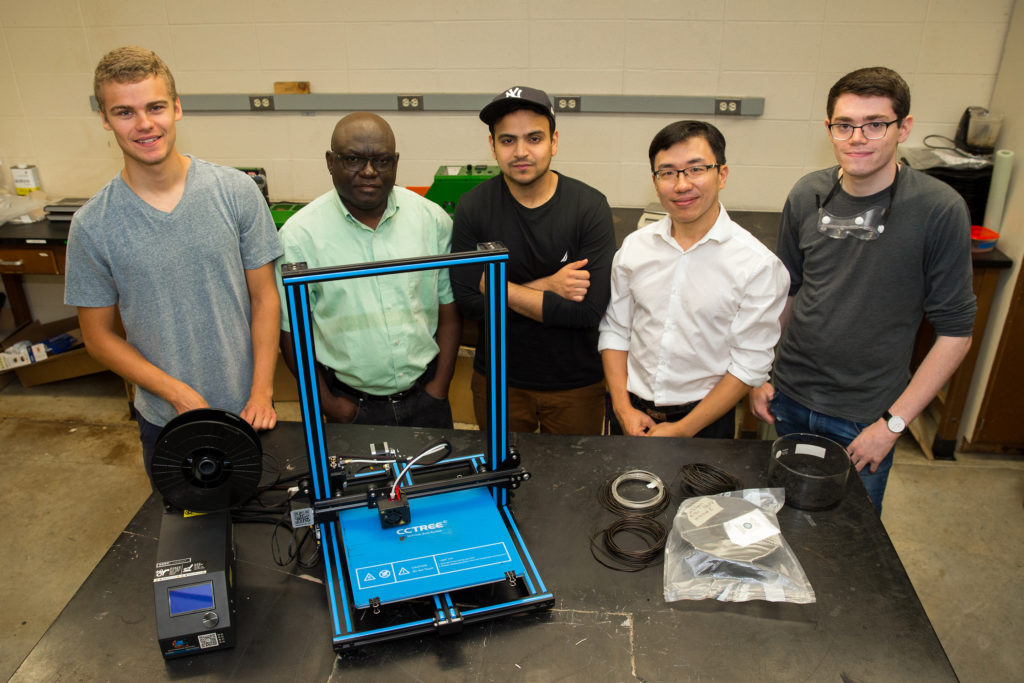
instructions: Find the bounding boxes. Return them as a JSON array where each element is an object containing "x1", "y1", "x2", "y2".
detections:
[
  {"x1": 334, "y1": 381, "x2": 414, "y2": 403},
  {"x1": 629, "y1": 393, "x2": 699, "y2": 422},
  {"x1": 318, "y1": 361, "x2": 429, "y2": 403}
]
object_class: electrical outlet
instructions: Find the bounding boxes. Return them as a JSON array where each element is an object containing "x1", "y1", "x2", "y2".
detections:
[
  {"x1": 248, "y1": 95, "x2": 275, "y2": 111},
  {"x1": 554, "y1": 96, "x2": 581, "y2": 112},
  {"x1": 714, "y1": 99, "x2": 742, "y2": 116},
  {"x1": 398, "y1": 95, "x2": 423, "y2": 111}
]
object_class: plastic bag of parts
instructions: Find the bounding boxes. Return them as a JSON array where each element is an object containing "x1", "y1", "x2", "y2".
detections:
[
  {"x1": 0, "y1": 193, "x2": 46, "y2": 225},
  {"x1": 663, "y1": 488, "x2": 815, "y2": 604}
]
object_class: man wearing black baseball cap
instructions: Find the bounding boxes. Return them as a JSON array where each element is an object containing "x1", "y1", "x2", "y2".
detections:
[{"x1": 451, "y1": 86, "x2": 615, "y2": 435}]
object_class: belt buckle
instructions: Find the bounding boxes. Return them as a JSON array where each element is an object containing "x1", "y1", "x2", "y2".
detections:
[{"x1": 646, "y1": 407, "x2": 667, "y2": 422}]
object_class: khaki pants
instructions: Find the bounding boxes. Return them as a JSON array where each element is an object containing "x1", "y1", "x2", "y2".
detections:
[{"x1": 471, "y1": 371, "x2": 605, "y2": 435}]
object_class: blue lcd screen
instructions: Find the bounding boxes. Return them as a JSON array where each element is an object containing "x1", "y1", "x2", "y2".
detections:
[{"x1": 167, "y1": 581, "x2": 215, "y2": 616}]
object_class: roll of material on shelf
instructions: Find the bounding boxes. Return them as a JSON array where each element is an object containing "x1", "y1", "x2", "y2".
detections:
[{"x1": 983, "y1": 148, "x2": 1014, "y2": 232}]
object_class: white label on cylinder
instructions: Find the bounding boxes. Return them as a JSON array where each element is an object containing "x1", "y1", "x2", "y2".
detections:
[{"x1": 795, "y1": 444, "x2": 827, "y2": 458}]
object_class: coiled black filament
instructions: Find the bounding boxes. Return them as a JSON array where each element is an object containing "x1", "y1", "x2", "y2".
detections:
[
  {"x1": 593, "y1": 470, "x2": 670, "y2": 571},
  {"x1": 590, "y1": 516, "x2": 668, "y2": 572},
  {"x1": 679, "y1": 462, "x2": 741, "y2": 497}
]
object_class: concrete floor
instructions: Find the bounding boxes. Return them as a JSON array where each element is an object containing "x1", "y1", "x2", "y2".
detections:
[{"x1": 0, "y1": 371, "x2": 1021, "y2": 682}]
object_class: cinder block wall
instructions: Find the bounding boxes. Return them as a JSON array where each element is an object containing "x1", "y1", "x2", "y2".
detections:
[{"x1": 0, "y1": 0, "x2": 1013, "y2": 210}]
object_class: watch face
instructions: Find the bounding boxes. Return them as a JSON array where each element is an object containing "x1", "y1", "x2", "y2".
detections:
[{"x1": 887, "y1": 415, "x2": 906, "y2": 433}]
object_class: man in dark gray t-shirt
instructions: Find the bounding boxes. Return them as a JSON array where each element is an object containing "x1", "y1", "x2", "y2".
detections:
[{"x1": 750, "y1": 67, "x2": 976, "y2": 513}]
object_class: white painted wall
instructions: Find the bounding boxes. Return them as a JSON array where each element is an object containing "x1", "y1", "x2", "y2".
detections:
[
  {"x1": 962, "y1": 1, "x2": 1024, "y2": 443},
  {"x1": 0, "y1": 0, "x2": 1017, "y2": 331},
  {"x1": 0, "y1": 0, "x2": 1014, "y2": 210}
]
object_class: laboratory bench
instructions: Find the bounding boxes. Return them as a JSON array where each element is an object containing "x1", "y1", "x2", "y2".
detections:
[{"x1": 15, "y1": 422, "x2": 956, "y2": 681}]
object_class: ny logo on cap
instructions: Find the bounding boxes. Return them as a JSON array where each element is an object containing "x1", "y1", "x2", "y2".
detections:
[{"x1": 505, "y1": 87, "x2": 522, "y2": 98}]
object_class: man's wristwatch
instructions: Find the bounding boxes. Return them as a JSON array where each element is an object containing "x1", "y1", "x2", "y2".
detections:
[{"x1": 883, "y1": 410, "x2": 906, "y2": 434}]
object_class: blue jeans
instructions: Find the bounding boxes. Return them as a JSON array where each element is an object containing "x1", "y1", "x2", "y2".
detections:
[
  {"x1": 345, "y1": 384, "x2": 453, "y2": 428},
  {"x1": 770, "y1": 390, "x2": 892, "y2": 515},
  {"x1": 137, "y1": 413, "x2": 163, "y2": 485}
]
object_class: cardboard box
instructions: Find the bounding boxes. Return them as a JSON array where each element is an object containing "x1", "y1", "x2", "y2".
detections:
[
  {"x1": 449, "y1": 347, "x2": 476, "y2": 426},
  {"x1": 273, "y1": 351, "x2": 298, "y2": 402},
  {"x1": 0, "y1": 366, "x2": 15, "y2": 389},
  {"x1": 0, "y1": 317, "x2": 108, "y2": 387}
]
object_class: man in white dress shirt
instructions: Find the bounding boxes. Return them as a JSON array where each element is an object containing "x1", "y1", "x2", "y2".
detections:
[{"x1": 598, "y1": 121, "x2": 789, "y2": 437}]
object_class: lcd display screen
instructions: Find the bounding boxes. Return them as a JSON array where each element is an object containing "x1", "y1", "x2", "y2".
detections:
[{"x1": 168, "y1": 581, "x2": 215, "y2": 616}]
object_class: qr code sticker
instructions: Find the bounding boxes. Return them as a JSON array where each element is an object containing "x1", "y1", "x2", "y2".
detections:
[
  {"x1": 198, "y1": 633, "x2": 220, "y2": 649},
  {"x1": 291, "y1": 507, "x2": 315, "y2": 527}
]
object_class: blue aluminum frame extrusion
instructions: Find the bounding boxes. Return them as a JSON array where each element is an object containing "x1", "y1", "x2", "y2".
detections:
[{"x1": 281, "y1": 248, "x2": 511, "y2": 481}]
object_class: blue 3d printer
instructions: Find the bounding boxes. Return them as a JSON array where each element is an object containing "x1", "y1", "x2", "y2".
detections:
[{"x1": 280, "y1": 244, "x2": 554, "y2": 651}]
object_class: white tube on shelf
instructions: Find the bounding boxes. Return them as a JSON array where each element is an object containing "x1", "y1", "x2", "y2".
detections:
[{"x1": 983, "y1": 148, "x2": 1014, "y2": 232}]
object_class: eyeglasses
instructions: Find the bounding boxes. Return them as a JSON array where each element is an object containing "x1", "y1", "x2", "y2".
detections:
[
  {"x1": 329, "y1": 152, "x2": 398, "y2": 173},
  {"x1": 652, "y1": 164, "x2": 720, "y2": 183},
  {"x1": 827, "y1": 120, "x2": 899, "y2": 141}
]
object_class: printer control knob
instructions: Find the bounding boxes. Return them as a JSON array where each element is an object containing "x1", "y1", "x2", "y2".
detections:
[{"x1": 202, "y1": 611, "x2": 219, "y2": 628}]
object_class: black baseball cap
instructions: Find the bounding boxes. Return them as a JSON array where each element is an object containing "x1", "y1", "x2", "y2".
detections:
[{"x1": 479, "y1": 86, "x2": 556, "y2": 129}]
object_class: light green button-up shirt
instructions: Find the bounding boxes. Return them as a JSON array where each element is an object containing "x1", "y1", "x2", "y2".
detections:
[{"x1": 276, "y1": 187, "x2": 453, "y2": 394}]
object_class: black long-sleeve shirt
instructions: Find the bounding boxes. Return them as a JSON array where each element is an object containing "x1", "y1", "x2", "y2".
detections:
[{"x1": 451, "y1": 173, "x2": 615, "y2": 390}]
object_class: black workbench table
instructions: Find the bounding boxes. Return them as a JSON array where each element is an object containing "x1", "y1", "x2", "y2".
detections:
[{"x1": 16, "y1": 423, "x2": 955, "y2": 681}]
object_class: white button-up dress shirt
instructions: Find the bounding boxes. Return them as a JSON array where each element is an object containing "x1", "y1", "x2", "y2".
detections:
[{"x1": 598, "y1": 206, "x2": 789, "y2": 406}]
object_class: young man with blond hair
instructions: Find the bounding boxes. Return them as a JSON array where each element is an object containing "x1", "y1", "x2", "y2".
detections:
[{"x1": 65, "y1": 46, "x2": 283, "y2": 481}]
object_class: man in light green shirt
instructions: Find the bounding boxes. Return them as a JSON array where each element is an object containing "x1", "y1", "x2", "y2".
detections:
[{"x1": 276, "y1": 112, "x2": 461, "y2": 427}]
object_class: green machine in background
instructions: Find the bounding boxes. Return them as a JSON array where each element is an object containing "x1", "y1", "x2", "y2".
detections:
[
  {"x1": 424, "y1": 164, "x2": 499, "y2": 217},
  {"x1": 234, "y1": 166, "x2": 307, "y2": 230},
  {"x1": 269, "y1": 202, "x2": 306, "y2": 229}
]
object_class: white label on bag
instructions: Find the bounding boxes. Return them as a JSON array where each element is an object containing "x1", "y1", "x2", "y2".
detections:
[
  {"x1": 795, "y1": 444, "x2": 827, "y2": 458},
  {"x1": 684, "y1": 497, "x2": 723, "y2": 527},
  {"x1": 724, "y1": 510, "x2": 779, "y2": 546},
  {"x1": 763, "y1": 583, "x2": 786, "y2": 602}
]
